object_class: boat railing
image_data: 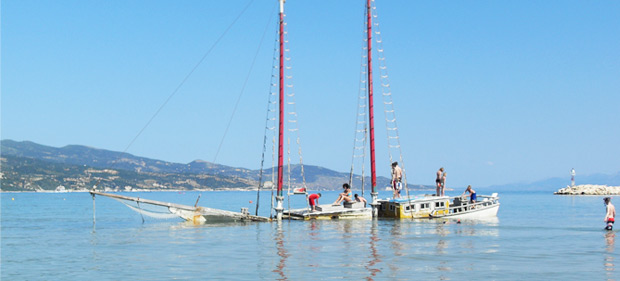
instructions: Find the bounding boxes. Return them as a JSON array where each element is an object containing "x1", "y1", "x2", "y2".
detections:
[{"x1": 447, "y1": 195, "x2": 499, "y2": 214}]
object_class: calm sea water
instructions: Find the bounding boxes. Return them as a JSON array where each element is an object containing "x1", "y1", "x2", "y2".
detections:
[{"x1": 1, "y1": 189, "x2": 618, "y2": 280}]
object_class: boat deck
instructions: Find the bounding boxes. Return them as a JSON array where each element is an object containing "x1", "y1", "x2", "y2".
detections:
[{"x1": 283, "y1": 201, "x2": 371, "y2": 220}]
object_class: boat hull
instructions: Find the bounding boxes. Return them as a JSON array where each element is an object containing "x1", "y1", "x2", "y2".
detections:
[
  {"x1": 283, "y1": 203, "x2": 372, "y2": 220},
  {"x1": 377, "y1": 194, "x2": 500, "y2": 220}
]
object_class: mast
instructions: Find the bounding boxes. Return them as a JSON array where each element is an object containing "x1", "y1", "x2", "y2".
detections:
[
  {"x1": 367, "y1": 0, "x2": 379, "y2": 217},
  {"x1": 275, "y1": 0, "x2": 285, "y2": 220}
]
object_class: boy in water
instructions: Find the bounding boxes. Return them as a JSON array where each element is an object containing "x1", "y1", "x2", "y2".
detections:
[{"x1": 604, "y1": 197, "x2": 615, "y2": 230}]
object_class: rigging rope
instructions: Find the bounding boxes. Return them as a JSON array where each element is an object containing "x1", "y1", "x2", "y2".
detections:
[
  {"x1": 350, "y1": 2, "x2": 371, "y2": 197},
  {"x1": 370, "y1": 0, "x2": 414, "y2": 213},
  {"x1": 258, "y1": 20, "x2": 283, "y2": 219},
  {"x1": 121, "y1": 0, "x2": 255, "y2": 162},
  {"x1": 214, "y1": 2, "x2": 277, "y2": 164},
  {"x1": 89, "y1": 0, "x2": 255, "y2": 192},
  {"x1": 112, "y1": 198, "x2": 181, "y2": 220}
]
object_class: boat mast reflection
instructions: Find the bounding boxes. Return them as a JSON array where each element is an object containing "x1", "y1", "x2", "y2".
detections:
[
  {"x1": 366, "y1": 220, "x2": 382, "y2": 280},
  {"x1": 273, "y1": 222, "x2": 289, "y2": 280}
]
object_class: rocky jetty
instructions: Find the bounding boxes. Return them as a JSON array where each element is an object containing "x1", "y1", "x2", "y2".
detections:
[{"x1": 554, "y1": 184, "x2": 620, "y2": 195}]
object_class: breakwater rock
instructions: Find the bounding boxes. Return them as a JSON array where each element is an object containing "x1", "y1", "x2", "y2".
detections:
[{"x1": 554, "y1": 184, "x2": 620, "y2": 195}]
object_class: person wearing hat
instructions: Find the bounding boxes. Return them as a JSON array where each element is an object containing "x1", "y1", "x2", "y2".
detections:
[{"x1": 604, "y1": 197, "x2": 616, "y2": 230}]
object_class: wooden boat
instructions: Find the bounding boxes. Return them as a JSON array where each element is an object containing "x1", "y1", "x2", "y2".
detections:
[
  {"x1": 378, "y1": 193, "x2": 500, "y2": 219},
  {"x1": 90, "y1": 191, "x2": 269, "y2": 224},
  {"x1": 283, "y1": 201, "x2": 371, "y2": 220}
]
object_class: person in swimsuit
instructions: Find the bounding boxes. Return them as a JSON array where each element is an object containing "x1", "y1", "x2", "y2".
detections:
[
  {"x1": 440, "y1": 172, "x2": 447, "y2": 197},
  {"x1": 391, "y1": 162, "x2": 402, "y2": 199},
  {"x1": 308, "y1": 193, "x2": 321, "y2": 212},
  {"x1": 604, "y1": 197, "x2": 616, "y2": 230},
  {"x1": 354, "y1": 194, "x2": 367, "y2": 207},
  {"x1": 462, "y1": 185, "x2": 476, "y2": 204},
  {"x1": 333, "y1": 183, "x2": 353, "y2": 205},
  {"x1": 436, "y1": 167, "x2": 444, "y2": 196}
]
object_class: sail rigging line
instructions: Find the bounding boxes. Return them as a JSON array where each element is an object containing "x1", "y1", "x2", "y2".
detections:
[
  {"x1": 136, "y1": 200, "x2": 146, "y2": 223},
  {"x1": 117, "y1": 0, "x2": 256, "y2": 164},
  {"x1": 281, "y1": 21, "x2": 310, "y2": 215},
  {"x1": 350, "y1": 2, "x2": 372, "y2": 197},
  {"x1": 90, "y1": 1, "x2": 257, "y2": 194},
  {"x1": 213, "y1": 3, "x2": 277, "y2": 164},
  {"x1": 370, "y1": 0, "x2": 413, "y2": 215},
  {"x1": 258, "y1": 23, "x2": 282, "y2": 218}
]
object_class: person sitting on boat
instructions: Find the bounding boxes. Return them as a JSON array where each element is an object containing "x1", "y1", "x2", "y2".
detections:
[
  {"x1": 333, "y1": 183, "x2": 353, "y2": 205},
  {"x1": 436, "y1": 167, "x2": 444, "y2": 196},
  {"x1": 354, "y1": 194, "x2": 367, "y2": 207},
  {"x1": 604, "y1": 197, "x2": 616, "y2": 230},
  {"x1": 462, "y1": 185, "x2": 476, "y2": 205},
  {"x1": 308, "y1": 193, "x2": 321, "y2": 212},
  {"x1": 391, "y1": 162, "x2": 402, "y2": 199}
]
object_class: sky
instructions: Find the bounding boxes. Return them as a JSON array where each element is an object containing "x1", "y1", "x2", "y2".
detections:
[{"x1": 2, "y1": 0, "x2": 619, "y2": 188}]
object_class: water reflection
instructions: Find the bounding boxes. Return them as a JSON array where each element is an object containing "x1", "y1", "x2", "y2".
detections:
[
  {"x1": 390, "y1": 222, "x2": 405, "y2": 256},
  {"x1": 386, "y1": 221, "x2": 405, "y2": 276},
  {"x1": 434, "y1": 223, "x2": 451, "y2": 278},
  {"x1": 366, "y1": 220, "x2": 382, "y2": 281},
  {"x1": 273, "y1": 222, "x2": 289, "y2": 281},
  {"x1": 308, "y1": 220, "x2": 321, "y2": 256},
  {"x1": 605, "y1": 231, "x2": 615, "y2": 279}
]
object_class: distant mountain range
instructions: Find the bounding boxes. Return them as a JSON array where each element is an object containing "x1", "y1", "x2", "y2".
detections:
[{"x1": 0, "y1": 140, "x2": 432, "y2": 192}]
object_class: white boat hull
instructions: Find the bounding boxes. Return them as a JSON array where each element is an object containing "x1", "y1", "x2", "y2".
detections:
[
  {"x1": 378, "y1": 193, "x2": 500, "y2": 220},
  {"x1": 437, "y1": 203, "x2": 500, "y2": 219},
  {"x1": 283, "y1": 202, "x2": 372, "y2": 220}
]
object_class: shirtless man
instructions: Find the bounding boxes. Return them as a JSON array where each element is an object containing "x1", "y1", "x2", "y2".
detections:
[
  {"x1": 604, "y1": 197, "x2": 616, "y2": 230},
  {"x1": 391, "y1": 162, "x2": 402, "y2": 199},
  {"x1": 436, "y1": 167, "x2": 444, "y2": 196}
]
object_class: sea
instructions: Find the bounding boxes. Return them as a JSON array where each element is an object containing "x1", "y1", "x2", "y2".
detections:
[{"x1": 1, "y1": 188, "x2": 618, "y2": 280}]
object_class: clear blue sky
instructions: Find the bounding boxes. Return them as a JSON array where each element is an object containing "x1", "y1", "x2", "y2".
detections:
[{"x1": 2, "y1": 0, "x2": 619, "y2": 188}]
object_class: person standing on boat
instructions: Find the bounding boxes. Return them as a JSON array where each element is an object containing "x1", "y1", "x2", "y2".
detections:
[
  {"x1": 333, "y1": 183, "x2": 353, "y2": 205},
  {"x1": 391, "y1": 162, "x2": 402, "y2": 199},
  {"x1": 462, "y1": 185, "x2": 476, "y2": 204},
  {"x1": 308, "y1": 193, "x2": 321, "y2": 212},
  {"x1": 440, "y1": 172, "x2": 447, "y2": 197},
  {"x1": 604, "y1": 197, "x2": 616, "y2": 230},
  {"x1": 436, "y1": 167, "x2": 444, "y2": 196},
  {"x1": 354, "y1": 194, "x2": 367, "y2": 207}
]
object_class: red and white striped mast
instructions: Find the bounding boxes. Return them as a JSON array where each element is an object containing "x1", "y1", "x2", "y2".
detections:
[
  {"x1": 275, "y1": 0, "x2": 286, "y2": 221},
  {"x1": 366, "y1": 0, "x2": 379, "y2": 217}
]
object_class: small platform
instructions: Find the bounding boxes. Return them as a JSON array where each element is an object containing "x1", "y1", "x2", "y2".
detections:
[{"x1": 283, "y1": 202, "x2": 371, "y2": 220}]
